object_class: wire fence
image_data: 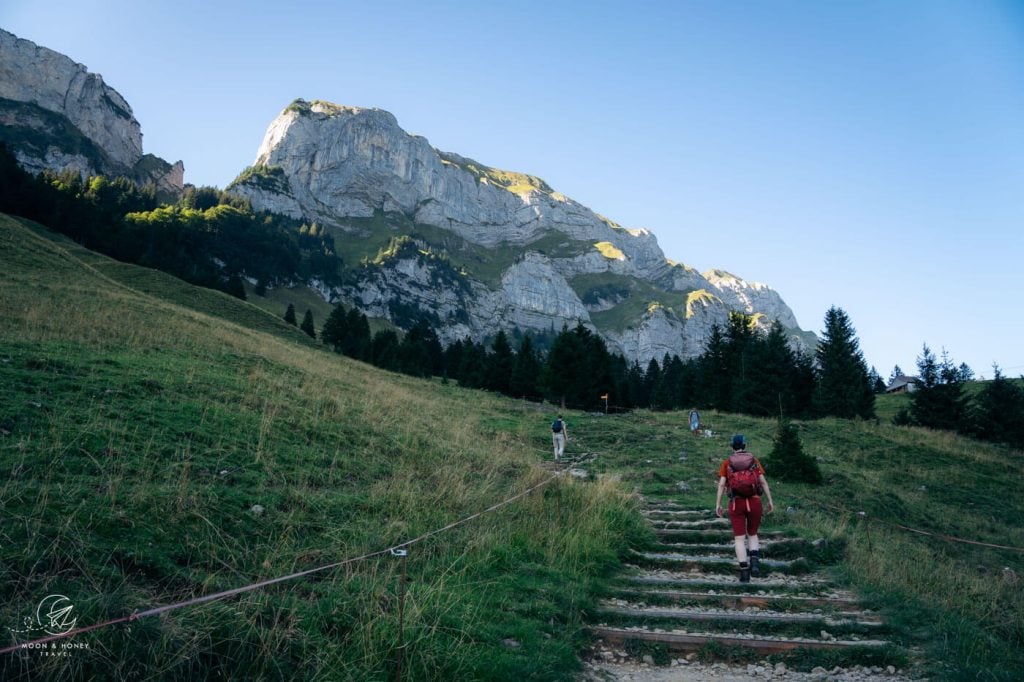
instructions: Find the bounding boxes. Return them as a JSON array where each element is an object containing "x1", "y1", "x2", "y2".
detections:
[{"x1": 0, "y1": 457, "x2": 584, "y2": 657}]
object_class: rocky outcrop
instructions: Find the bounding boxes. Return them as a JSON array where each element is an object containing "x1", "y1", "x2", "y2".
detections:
[
  {"x1": 0, "y1": 29, "x2": 183, "y2": 194},
  {"x1": 232, "y1": 100, "x2": 669, "y2": 277},
  {"x1": 704, "y1": 269, "x2": 800, "y2": 329},
  {"x1": 232, "y1": 98, "x2": 812, "y2": 363}
]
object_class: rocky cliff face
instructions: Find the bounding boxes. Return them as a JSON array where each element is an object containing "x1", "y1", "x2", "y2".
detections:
[
  {"x1": 231, "y1": 98, "x2": 812, "y2": 363},
  {"x1": 0, "y1": 29, "x2": 183, "y2": 194}
]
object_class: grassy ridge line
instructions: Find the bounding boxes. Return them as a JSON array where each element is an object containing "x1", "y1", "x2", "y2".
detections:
[
  {"x1": 0, "y1": 214, "x2": 647, "y2": 680},
  {"x1": 9, "y1": 215, "x2": 319, "y2": 348}
]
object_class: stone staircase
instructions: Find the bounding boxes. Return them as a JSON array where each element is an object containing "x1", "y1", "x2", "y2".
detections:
[{"x1": 587, "y1": 499, "x2": 911, "y2": 676}]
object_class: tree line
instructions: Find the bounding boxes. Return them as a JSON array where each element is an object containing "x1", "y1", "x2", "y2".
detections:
[
  {"x1": 895, "y1": 345, "x2": 1023, "y2": 446},
  {"x1": 0, "y1": 143, "x2": 341, "y2": 298},
  {"x1": 313, "y1": 300, "x2": 878, "y2": 420}
]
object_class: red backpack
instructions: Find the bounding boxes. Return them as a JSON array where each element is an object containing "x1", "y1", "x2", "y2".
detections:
[{"x1": 727, "y1": 452, "x2": 762, "y2": 498}]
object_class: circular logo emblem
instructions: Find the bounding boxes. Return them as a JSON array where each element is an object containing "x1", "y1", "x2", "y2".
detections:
[{"x1": 36, "y1": 594, "x2": 77, "y2": 636}]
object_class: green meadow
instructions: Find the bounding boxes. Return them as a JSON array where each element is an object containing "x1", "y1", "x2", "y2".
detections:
[{"x1": 1, "y1": 212, "x2": 1022, "y2": 680}]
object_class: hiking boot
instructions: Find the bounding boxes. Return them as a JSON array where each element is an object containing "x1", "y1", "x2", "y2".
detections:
[
  {"x1": 739, "y1": 562, "x2": 750, "y2": 583},
  {"x1": 749, "y1": 550, "x2": 761, "y2": 577}
]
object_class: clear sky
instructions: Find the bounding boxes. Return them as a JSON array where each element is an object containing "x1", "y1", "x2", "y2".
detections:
[{"x1": 4, "y1": 0, "x2": 1023, "y2": 378}]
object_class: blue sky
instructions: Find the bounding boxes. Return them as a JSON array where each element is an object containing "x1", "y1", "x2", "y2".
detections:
[{"x1": 4, "y1": 0, "x2": 1023, "y2": 378}]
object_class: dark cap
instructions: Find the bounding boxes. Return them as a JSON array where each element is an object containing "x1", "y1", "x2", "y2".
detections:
[{"x1": 731, "y1": 434, "x2": 746, "y2": 450}]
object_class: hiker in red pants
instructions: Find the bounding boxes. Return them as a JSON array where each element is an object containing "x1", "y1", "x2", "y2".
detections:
[{"x1": 714, "y1": 434, "x2": 774, "y2": 582}]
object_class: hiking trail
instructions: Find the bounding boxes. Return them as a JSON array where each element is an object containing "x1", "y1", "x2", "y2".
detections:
[{"x1": 579, "y1": 498, "x2": 921, "y2": 681}]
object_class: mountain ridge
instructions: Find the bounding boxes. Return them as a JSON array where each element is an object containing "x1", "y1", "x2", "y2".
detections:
[
  {"x1": 229, "y1": 98, "x2": 812, "y2": 361},
  {"x1": 0, "y1": 25, "x2": 814, "y2": 364}
]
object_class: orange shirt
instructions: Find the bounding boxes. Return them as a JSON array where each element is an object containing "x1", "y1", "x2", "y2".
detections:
[{"x1": 718, "y1": 453, "x2": 765, "y2": 478}]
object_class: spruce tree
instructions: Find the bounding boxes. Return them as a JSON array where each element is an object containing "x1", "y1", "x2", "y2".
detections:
[
  {"x1": 971, "y1": 366, "x2": 1024, "y2": 444},
  {"x1": 644, "y1": 358, "x2": 662, "y2": 408},
  {"x1": 509, "y1": 335, "x2": 541, "y2": 400},
  {"x1": 910, "y1": 345, "x2": 969, "y2": 432},
  {"x1": 812, "y1": 306, "x2": 875, "y2": 419},
  {"x1": 370, "y1": 330, "x2": 401, "y2": 371},
  {"x1": 869, "y1": 366, "x2": 886, "y2": 394},
  {"x1": 744, "y1": 321, "x2": 797, "y2": 417},
  {"x1": 486, "y1": 330, "x2": 515, "y2": 394},
  {"x1": 765, "y1": 418, "x2": 822, "y2": 484},
  {"x1": 300, "y1": 309, "x2": 316, "y2": 338},
  {"x1": 283, "y1": 303, "x2": 297, "y2": 326}
]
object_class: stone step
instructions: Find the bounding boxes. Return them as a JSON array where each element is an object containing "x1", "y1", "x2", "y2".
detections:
[
  {"x1": 632, "y1": 551, "x2": 806, "y2": 576},
  {"x1": 609, "y1": 588, "x2": 865, "y2": 612},
  {"x1": 654, "y1": 530, "x2": 791, "y2": 547},
  {"x1": 590, "y1": 626, "x2": 891, "y2": 655},
  {"x1": 620, "y1": 571, "x2": 836, "y2": 594},
  {"x1": 642, "y1": 509, "x2": 715, "y2": 517},
  {"x1": 649, "y1": 518, "x2": 730, "y2": 528},
  {"x1": 597, "y1": 603, "x2": 884, "y2": 627},
  {"x1": 653, "y1": 541, "x2": 807, "y2": 559},
  {"x1": 641, "y1": 499, "x2": 690, "y2": 509}
]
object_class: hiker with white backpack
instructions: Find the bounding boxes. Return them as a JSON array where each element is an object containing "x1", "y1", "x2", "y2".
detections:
[{"x1": 714, "y1": 434, "x2": 775, "y2": 582}]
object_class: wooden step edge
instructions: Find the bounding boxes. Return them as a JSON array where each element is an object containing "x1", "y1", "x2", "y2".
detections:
[
  {"x1": 596, "y1": 605, "x2": 884, "y2": 626},
  {"x1": 635, "y1": 551, "x2": 799, "y2": 567},
  {"x1": 589, "y1": 626, "x2": 890, "y2": 653},
  {"x1": 610, "y1": 589, "x2": 864, "y2": 611},
  {"x1": 643, "y1": 509, "x2": 715, "y2": 516},
  {"x1": 622, "y1": 575, "x2": 835, "y2": 591}
]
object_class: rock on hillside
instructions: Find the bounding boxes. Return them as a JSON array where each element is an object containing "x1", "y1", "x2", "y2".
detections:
[
  {"x1": 230, "y1": 99, "x2": 812, "y2": 363},
  {"x1": 0, "y1": 28, "x2": 183, "y2": 195}
]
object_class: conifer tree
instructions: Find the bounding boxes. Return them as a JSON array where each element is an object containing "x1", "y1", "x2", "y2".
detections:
[
  {"x1": 644, "y1": 358, "x2": 662, "y2": 408},
  {"x1": 869, "y1": 366, "x2": 886, "y2": 394},
  {"x1": 724, "y1": 313, "x2": 757, "y2": 414},
  {"x1": 910, "y1": 345, "x2": 969, "y2": 432},
  {"x1": 486, "y1": 330, "x2": 514, "y2": 394},
  {"x1": 370, "y1": 330, "x2": 401, "y2": 371},
  {"x1": 321, "y1": 305, "x2": 345, "y2": 351},
  {"x1": 812, "y1": 306, "x2": 875, "y2": 419},
  {"x1": 542, "y1": 324, "x2": 613, "y2": 409},
  {"x1": 626, "y1": 360, "x2": 646, "y2": 408},
  {"x1": 743, "y1": 321, "x2": 796, "y2": 417},
  {"x1": 300, "y1": 309, "x2": 316, "y2": 338},
  {"x1": 283, "y1": 303, "x2": 297, "y2": 326},
  {"x1": 697, "y1": 323, "x2": 730, "y2": 410},
  {"x1": 509, "y1": 335, "x2": 541, "y2": 400},
  {"x1": 765, "y1": 418, "x2": 822, "y2": 484},
  {"x1": 971, "y1": 365, "x2": 1024, "y2": 444}
]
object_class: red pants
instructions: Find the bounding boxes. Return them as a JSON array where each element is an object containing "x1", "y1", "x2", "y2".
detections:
[{"x1": 728, "y1": 496, "x2": 763, "y2": 536}]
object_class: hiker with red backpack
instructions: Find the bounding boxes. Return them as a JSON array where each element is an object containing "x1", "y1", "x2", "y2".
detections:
[{"x1": 714, "y1": 434, "x2": 774, "y2": 582}]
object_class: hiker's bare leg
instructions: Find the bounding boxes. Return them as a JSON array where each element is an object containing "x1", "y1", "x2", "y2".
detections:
[{"x1": 733, "y1": 535, "x2": 748, "y2": 563}]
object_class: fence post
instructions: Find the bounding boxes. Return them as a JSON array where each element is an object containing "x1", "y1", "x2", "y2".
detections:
[{"x1": 392, "y1": 548, "x2": 408, "y2": 682}]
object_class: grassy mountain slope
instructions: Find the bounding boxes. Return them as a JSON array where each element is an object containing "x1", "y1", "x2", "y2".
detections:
[
  {"x1": 0, "y1": 213, "x2": 645, "y2": 680},
  {"x1": 2, "y1": 213, "x2": 1021, "y2": 680}
]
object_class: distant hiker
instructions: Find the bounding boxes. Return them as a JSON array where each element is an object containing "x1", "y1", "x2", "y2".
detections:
[
  {"x1": 688, "y1": 408, "x2": 700, "y2": 436},
  {"x1": 551, "y1": 415, "x2": 568, "y2": 461},
  {"x1": 715, "y1": 434, "x2": 774, "y2": 582}
]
